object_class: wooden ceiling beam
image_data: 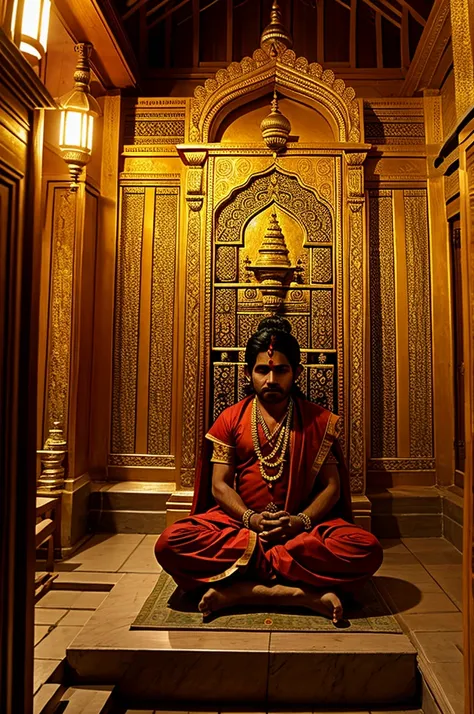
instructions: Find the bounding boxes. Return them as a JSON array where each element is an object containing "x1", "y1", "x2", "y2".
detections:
[
  {"x1": 397, "y1": 0, "x2": 427, "y2": 26},
  {"x1": 375, "y1": 0, "x2": 403, "y2": 18},
  {"x1": 122, "y1": 0, "x2": 154, "y2": 22},
  {"x1": 400, "y1": 0, "x2": 449, "y2": 95},
  {"x1": 148, "y1": 0, "x2": 190, "y2": 29},
  {"x1": 146, "y1": 0, "x2": 173, "y2": 19},
  {"x1": 361, "y1": 0, "x2": 402, "y2": 28},
  {"x1": 53, "y1": 0, "x2": 138, "y2": 87}
]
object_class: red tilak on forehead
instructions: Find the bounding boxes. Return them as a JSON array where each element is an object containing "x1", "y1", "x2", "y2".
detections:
[
  {"x1": 268, "y1": 359, "x2": 274, "y2": 367},
  {"x1": 267, "y1": 335, "x2": 276, "y2": 359}
]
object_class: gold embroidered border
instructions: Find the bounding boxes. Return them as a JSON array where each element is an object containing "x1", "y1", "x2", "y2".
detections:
[
  {"x1": 205, "y1": 433, "x2": 235, "y2": 448},
  {"x1": 310, "y1": 414, "x2": 342, "y2": 477},
  {"x1": 202, "y1": 530, "x2": 257, "y2": 583},
  {"x1": 210, "y1": 441, "x2": 235, "y2": 464}
]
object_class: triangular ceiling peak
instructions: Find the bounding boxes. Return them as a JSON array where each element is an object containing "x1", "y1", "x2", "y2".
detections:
[{"x1": 190, "y1": 1, "x2": 360, "y2": 144}]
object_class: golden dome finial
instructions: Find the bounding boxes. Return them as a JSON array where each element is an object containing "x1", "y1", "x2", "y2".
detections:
[
  {"x1": 260, "y1": 90, "x2": 291, "y2": 154},
  {"x1": 260, "y1": 0, "x2": 293, "y2": 57}
]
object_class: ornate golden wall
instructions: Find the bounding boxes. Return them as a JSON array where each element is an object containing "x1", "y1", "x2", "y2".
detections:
[
  {"x1": 365, "y1": 99, "x2": 435, "y2": 488},
  {"x1": 105, "y1": 77, "x2": 437, "y2": 499}
]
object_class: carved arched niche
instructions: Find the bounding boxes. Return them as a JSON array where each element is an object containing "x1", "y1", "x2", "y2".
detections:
[
  {"x1": 190, "y1": 49, "x2": 362, "y2": 144},
  {"x1": 217, "y1": 95, "x2": 335, "y2": 144},
  {"x1": 215, "y1": 168, "x2": 333, "y2": 244},
  {"x1": 179, "y1": 47, "x2": 369, "y2": 498}
]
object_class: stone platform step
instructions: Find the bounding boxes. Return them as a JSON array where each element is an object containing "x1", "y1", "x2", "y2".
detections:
[
  {"x1": 67, "y1": 574, "x2": 418, "y2": 708},
  {"x1": 368, "y1": 486, "x2": 442, "y2": 539},
  {"x1": 89, "y1": 482, "x2": 175, "y2": 534}
]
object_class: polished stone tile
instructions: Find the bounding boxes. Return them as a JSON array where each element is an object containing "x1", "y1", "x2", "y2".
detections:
[
  {"x1": 374, "y1": 577, "x2": 458, "y2": 615},
  {"x1": 34, "y1": 626, "x2": 84, "y2": 660},
  {"x1": 38, "y1": 590, "x2": 84, "y2": 609},
  {"x1": 35, "y1": 608, "x2": 67, "y2": 625},
  {"x1": 34, "y1": 626, "x2": 50, "y2": 646},
  {"x1": 53, "y1": 571, "x2": 124, "y2": 590},
  {"x1": 68, "y1": 574, "x2": 271, "y2": 688},
  {"x1": 402, "y1": 537, "x2": 458, "y2": 553},
  {"x1": 414, "y1": 550, "x2": 463, "y2": 566},
  {"x1": 270, "y1": 632, "x2": 415, "y2": 653},
  {"x1": 59, "y1": 534, "x2": 145, "y2": 572},
  {"x1": 413, "y1": 631, "x2": 463, "y2": 662},
  {"x1": 377, "y1": 551, "x2": 419, "y2": 565},
  {"x1": 400, "y1": 612, "x2": 463, "y2": 631},
  {"x1": 33, "y1": 683, "x2": 61, "y2": 714},
  {"x1": 268, "y1": 646, "x2": 416, "y2": 706},
  {"x1": 117, "y1": 650, "x2": 270, "y2": 704},
  {"x1": 424, "y1": 563, "x2": 463, "y2": 578},
  {"x1": 119, "y1": 539, "x2": 162, "y2": 574},
  {"x1": 429, "y1": 663, "x2": 464, "y2": 714},
  {"x1": 60, "y1": 610, "x2": 93, "y2": 626},
  {"x1": 33, "y1": 659, "x2": 63, "y2": 695},
  {"x1": 379, "y1": 539, "x2": 410, "y2": 553},
  {"x1": 59, "y1": 686, "x2": 113, "y2": 713},
  {"x1": 375, "y1": 563, "x2": 438, "y2": 583},
  {"x1": 374, "y1": 575, "x2": 444, "y2": 596},
  {"x1": 72, "y1": 591, "x2": 109, "y2": 609},
  {"x1": 421, "y1": 679, "x2": 444, "y2": 714}
]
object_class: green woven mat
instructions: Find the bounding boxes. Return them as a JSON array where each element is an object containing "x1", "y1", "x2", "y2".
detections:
[{"x1": 131, "y1": 571, "x2": 401, "y2": 633}]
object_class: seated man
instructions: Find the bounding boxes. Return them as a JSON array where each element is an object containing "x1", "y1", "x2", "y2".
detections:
[{"x1": 156, "y1": 316, "x2": 382, "y2": 623}]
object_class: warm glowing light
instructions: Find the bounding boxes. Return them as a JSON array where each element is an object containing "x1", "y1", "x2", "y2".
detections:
[
  {"x1": 57, "y1": 43, "x2": 101, "y2": 191},
  {"x1": 16, "y1": 0, "x2": 51, "y2": 61},
  {"x1": 59, "y1": 111, "x2": 94, "y2": 152}
]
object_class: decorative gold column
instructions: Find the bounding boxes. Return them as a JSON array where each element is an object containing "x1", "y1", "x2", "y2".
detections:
[
  {"x1": 424, "y1": 90, "x2": 454, "y2": 486},
  {"x1": 449, "y1": 0, "x2": 474, "y2": 120},
  {"x1": 176, "y1": 147, "x2": 208, "y2": 488},
  {"x1": 39, "y1": 171, "x2": 100, "y2": 554},
  {"x1": 344, "y1": 150, "x2": 368, "y2": 496}
]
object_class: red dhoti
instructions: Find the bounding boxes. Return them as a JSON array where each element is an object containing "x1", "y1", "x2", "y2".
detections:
[{"x1": 155, "y1": 396, "x2": 383, "y2": 590}]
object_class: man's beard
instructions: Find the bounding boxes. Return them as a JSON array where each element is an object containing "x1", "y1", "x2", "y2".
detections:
[{"x1": 257, "y1": 386, "x2": 290, "y2": 403}]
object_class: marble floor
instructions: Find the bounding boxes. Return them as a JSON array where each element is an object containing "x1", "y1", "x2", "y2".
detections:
[{"x1": 33, "y1": 534, "x2": 463, "y2": 713}]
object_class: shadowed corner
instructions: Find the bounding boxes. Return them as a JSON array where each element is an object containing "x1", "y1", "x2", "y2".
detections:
[{"x1": 372, "y1": 575, "x2": 423, "y2": 614}]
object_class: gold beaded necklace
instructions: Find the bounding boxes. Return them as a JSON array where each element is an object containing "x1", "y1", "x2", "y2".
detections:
[{"x1": 251, "y1": 397, "x2": 293, "y2": 485}]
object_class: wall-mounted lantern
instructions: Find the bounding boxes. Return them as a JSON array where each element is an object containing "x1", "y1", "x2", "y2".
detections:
[
  {"x1": 58, "y1": 43, "x2": 101, "y2": 191},
  {"x1": 11, "y1": 0, "x2": 51, "y2": 62}
]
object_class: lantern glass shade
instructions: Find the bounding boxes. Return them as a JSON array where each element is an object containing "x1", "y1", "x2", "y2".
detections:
[
  {"x1": 59, "y1": 110, "x2": 94, "y2": 153},
  {"x1": 16, "y1": 0, "x2": 51, "y2": 60}
]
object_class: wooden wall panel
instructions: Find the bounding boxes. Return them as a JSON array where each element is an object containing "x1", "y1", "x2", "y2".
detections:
[
  {"x1": 404, "y1": 189, "x2": 434, "y2": 458},
  {"x1": 368, "y1": 187, "x2": 435, "y2": 484},
  {"x1": 368, "y1": 190, "x2": 397, "y2": 458},
  {"x1": 111, "y1": 186, "x2": 145, "y2": 454},
  {"x1": 148, "y1": 188, "x2": 179, "y2": 455},
  {"x1": 110, "y1": 182, "x2": 180, "y2": 479}
]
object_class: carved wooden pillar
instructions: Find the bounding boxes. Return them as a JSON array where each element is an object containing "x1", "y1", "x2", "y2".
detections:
[
  {"x1": 449, "y1": 0, "x2": 474, "y2": 120},
  {"x1": 176, "y1": 148, "x2": 208, "y2": 489},
  {"x1": 344, "y1": 150, "x2": 368, "y2": 501},
  {"x1": 38, "y1": 172, "x2": 100, "y2": 555}
]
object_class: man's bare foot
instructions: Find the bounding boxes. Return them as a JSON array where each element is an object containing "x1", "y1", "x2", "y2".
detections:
[
  {"x1": 198, "y1": 584, "x2": 242, "y2": 616},
  {"x1": 197, "y1": 581, "x2": 343, "y2": 622},
  {"x1": 319, "y1": 591, "x2": 343, "y2": 623}
]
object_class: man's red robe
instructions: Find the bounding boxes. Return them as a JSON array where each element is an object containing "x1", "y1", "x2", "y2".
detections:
[{"x1": 155, "y1": 396, "x2": 382, "y2": 591}]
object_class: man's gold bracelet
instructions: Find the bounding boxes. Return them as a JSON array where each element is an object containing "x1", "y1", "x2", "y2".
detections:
[
  {"x1": 242, "y1": 508, "x2": 256, "y2": 529},
  {"x1": 296, "y1": 512, "x2": 312, "y2": 532}
]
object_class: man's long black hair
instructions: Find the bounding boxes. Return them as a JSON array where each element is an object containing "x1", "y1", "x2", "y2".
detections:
[{"x1": 244, "y1": 315, "x2": 306, "y2": 398}]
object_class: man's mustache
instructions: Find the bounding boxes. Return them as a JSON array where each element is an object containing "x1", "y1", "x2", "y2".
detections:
[{"x1": 263, "y1": 386, "x2": 282, "y2": 392}]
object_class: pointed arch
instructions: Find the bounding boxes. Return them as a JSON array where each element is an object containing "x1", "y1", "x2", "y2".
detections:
[{"x1": 190, "y1": 49, "x2": 361, "y2": 144}]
